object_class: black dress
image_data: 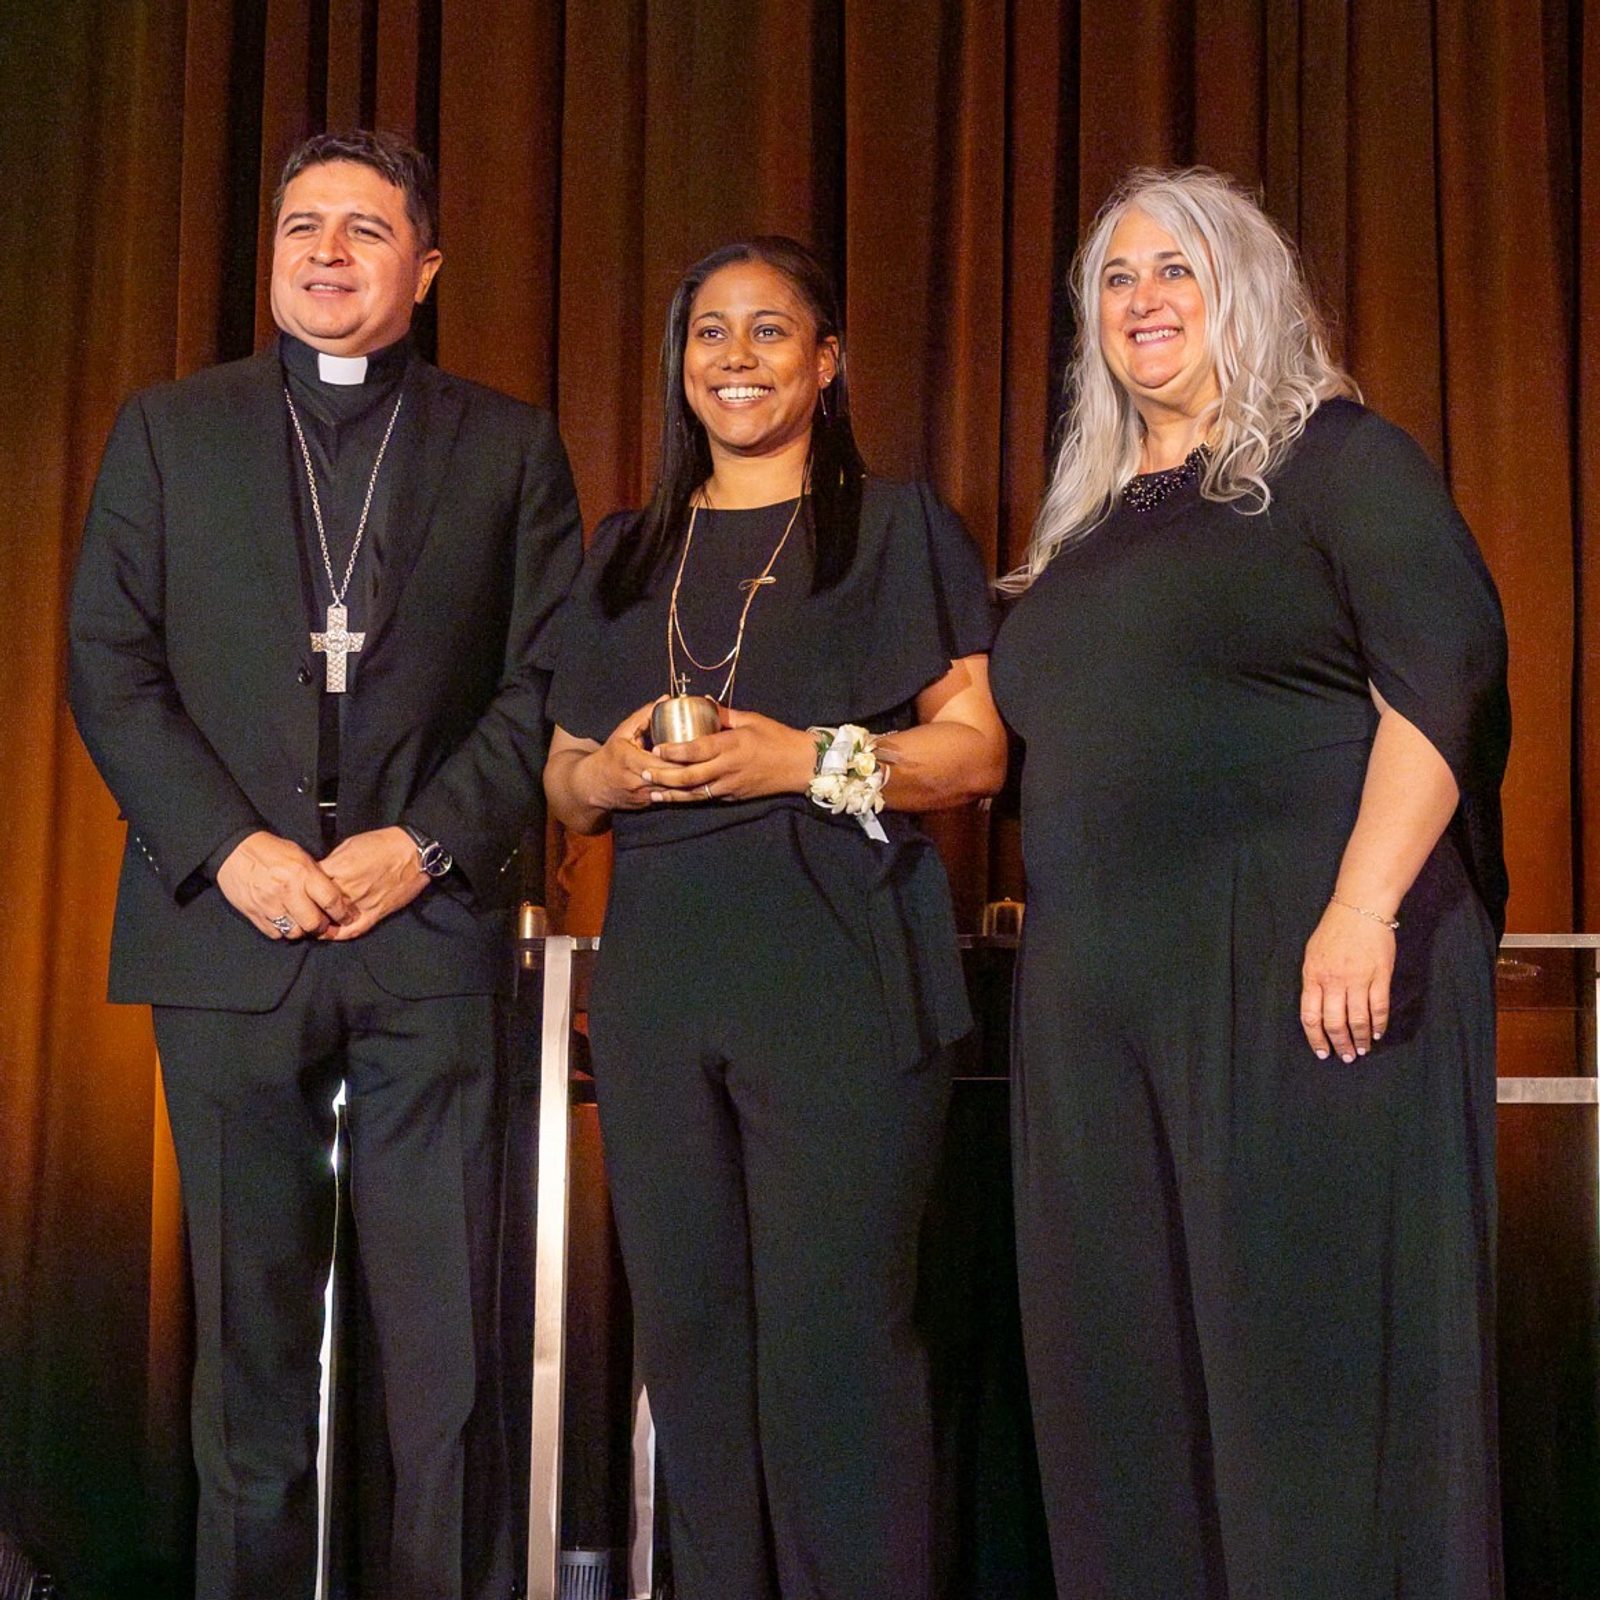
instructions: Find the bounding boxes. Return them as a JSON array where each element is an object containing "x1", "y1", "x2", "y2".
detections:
[
  {"x1": 989, "y1": 399, "x2": 1510, "y2": 1600},
  {"x1": 547, "y1": 478, "x2": 994, "y2": 1600}
]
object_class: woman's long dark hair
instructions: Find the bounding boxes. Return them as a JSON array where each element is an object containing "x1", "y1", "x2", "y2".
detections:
[{"x1": 598, "y1": 236, "x2": 868, "y2": 617}]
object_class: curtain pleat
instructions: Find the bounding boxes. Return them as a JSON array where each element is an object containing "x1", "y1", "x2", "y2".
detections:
[
  {"x1": 556, "y1": 0, "x2": 650, "y2": 520},
  {"x1": 175, "y1": 1, "x2": 241, "y2": 375},
  {"x1": 1437, "y1": 0, "x2": 1577, "y2": 923},
  {"x1": 1293, "y1": 1, "x2": 1352, "y2": 345},
  {"x1": 1581, "y1": 1, "x2": 1600, "y2": 923},
  {"x1": 2, "y1": 2, "x2": 189, "y2": 1583},
  {"x1": 436, "y1": 0, "x2": 562, "y2": 403},
  {"x1": 1194, "y1": 0, "x2": 1266, "y2": 177},
  {"x1": 1, "y1": 2, "x2": 1593, "y2": 1589},
  {"x1": 375, "y1": 0, "x2": 423, "y2": 141},
  {"x1": 326, "y1": 0, "x2": 369, "y2": 129},
  {"x1": 1346, "y1": 0, "x2": 1443, "y2": 445}
]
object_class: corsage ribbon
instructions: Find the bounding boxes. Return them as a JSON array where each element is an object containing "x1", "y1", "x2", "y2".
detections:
[{"x1": 806, "y1": 723, "x2": 889, "y2": 843}]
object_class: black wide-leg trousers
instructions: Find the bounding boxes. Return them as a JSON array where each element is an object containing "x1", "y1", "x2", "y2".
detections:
[
  {"x1": 1013, "y1": 753, "x2": 1502, "y2": 1600},
  {"x1": 589, "y1": 821, "x2": 953, "y2": 1600},
  {"x1": 153, "y1": 942, "x2": 509, "y2": 1600}
]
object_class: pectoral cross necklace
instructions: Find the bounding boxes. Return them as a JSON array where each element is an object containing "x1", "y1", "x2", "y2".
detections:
[{"x1": 284, "y1": 386, "x2": 404, "y2": 692}]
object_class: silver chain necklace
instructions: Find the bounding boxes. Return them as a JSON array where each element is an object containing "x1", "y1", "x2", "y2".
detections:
[{"x1": 283, "y1": 385, "x2": 404, "y2": 692}]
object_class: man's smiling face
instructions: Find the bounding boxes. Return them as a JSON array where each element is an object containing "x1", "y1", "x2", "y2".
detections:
[{"x1": 269, "y1": 159, "x2": 441, "y2": 356}]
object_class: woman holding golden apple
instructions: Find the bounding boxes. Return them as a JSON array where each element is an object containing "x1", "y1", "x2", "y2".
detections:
[{"x1": 544, "y1": 236, "x2": 1005, "y2": 1599}]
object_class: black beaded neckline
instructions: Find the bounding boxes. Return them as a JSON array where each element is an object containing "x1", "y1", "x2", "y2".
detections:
[{"x1": 1121, "y1": 447, "x2": 1208, "y2": 513}]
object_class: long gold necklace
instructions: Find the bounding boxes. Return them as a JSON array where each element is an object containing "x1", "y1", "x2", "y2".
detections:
[{"x1": 665, "y1": 477, "x2": 806, "y2": 707}]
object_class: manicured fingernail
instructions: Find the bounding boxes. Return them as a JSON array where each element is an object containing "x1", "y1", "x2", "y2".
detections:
[
  {"x1": 1341, "y1": 1052, "x2": 1355, "y2": 1063},
  {"x1": 1315, "y1": 1049, "x2": 1329, "y2": 1060},
  {"x1": 1372, "y1": 1031, "x2": 1383, "y2": 1041},
  {"x1": 1356, "y1": 1047, "x2": 1368, "y2": 1057},
  {"x1": 640, "y1": 768, "x2": 653, "y2": 783},
  {"x1": 650, "y1": 790, "x2": 665, "y2": 804}
]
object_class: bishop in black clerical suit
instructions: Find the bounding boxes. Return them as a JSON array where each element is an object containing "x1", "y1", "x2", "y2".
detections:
[{"x1": 67, "y1": 132, "x2": 582, "y2": 1600}]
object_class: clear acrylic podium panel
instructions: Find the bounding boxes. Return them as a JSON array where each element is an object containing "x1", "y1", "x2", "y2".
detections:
[
  {"x1": 1495, "y1": 935, "x2": 1600, "y2": 1097},
  {"x1": 519, "y1": 935, "x2": 1600, "y2": 1600}
]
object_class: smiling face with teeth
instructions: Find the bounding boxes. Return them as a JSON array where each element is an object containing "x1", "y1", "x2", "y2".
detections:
[
  {"x1": 682, "y1": 259, "x2": 839, "y2": 475},
  {"x1": 269, "y1": 160, "x2": 443, "y2": 356},
  {"x1": 1097, "y1": 207, "x2": 1219, "y2": 433}
]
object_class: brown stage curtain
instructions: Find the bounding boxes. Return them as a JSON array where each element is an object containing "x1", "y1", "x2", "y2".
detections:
[{"x1": 1, "y1": 1, "x2": 1594, "y2": 1591}]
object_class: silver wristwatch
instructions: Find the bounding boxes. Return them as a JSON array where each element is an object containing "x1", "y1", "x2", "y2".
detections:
[{"x1": 401, "y1": 824, "x2": 453, "y2": 879}]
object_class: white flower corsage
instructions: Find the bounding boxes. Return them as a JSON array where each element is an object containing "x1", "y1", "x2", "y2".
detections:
[{"x1": 806, "y1": 723, "x2": 889, "y2": 843}]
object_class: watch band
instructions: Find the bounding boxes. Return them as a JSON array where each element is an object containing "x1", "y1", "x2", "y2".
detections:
[{"x1": 402, "y1": 823, "x2": 453, "y2": 878}]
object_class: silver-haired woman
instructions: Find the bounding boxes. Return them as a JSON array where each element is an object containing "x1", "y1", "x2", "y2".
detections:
[{"x1": 990, "y1": 168, "x2": 1509, "y2": 1598}]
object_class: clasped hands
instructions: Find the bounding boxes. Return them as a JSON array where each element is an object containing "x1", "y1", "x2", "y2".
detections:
[
  {"x1": 575, "y1": 698, "x2": 816, "y2": 814},
  {"x1": 216, "y1": 826, "x2": 427, "y2": 942}
]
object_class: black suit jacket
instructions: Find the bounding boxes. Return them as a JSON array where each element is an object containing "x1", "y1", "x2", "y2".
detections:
[{"x1": 68, "y1": 348, "x2": 583, "y2": 1010}]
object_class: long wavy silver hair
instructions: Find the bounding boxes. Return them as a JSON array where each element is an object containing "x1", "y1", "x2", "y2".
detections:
[{"x1": 1003, "y1": 167, "x2": 1356, "y2": 591}]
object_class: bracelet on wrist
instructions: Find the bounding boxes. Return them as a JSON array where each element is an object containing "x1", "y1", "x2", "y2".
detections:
[
  {"x1": 805, "y1": 724, "x2": 888, "y2": 842},
  {"x1": 1328, "y1": 891, "x2": 1399, "y2": 931}
]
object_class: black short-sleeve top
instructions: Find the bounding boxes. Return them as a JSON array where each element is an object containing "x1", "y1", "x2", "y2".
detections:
[
  {"x1": 990, "y1": 398, "x2": 1511, "y2": 931},
  {"x1": 547, "y1": 476, "x2": 997, "y2": 851}
]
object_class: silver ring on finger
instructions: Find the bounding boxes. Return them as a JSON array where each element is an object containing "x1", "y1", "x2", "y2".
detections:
[
  {"x1": 701, "y1": 783, "x2": 714, "y2": 801},
  {"x1": 271, "y1": 914, "x2": 296, "y2": 936}
]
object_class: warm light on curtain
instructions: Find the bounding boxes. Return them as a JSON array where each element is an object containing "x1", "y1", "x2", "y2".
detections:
[{"x1": 1, "y1": 1, "x2": 1594, "y2": 1592}]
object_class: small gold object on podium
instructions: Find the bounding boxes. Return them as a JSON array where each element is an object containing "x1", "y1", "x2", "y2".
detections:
[
  {"x1": 981, "y1": 898, "x2": 1026, "y2": 942},
  {"x1": 517, "y1": 903, "x2": 548, "y2": 970}
]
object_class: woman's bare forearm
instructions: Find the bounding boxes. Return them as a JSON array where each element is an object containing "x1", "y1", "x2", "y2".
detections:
[
  {"x1": 877, "y1": 719, "x2": 1006, "y2": 811},
  {"x1": 1331, "y1": 701, "x2": 1460, "y2": 919},
  {"x1": 544, "y1": 745, "x2": 612, "y2": 834},
  {"x1": 876, "y1": 653, "x2": 1007, "y2": 812}
]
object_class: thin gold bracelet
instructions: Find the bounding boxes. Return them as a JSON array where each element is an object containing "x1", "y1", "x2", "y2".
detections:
[{"x1": 1329, "y1": 892, "x2": 1400, "y2": 932}]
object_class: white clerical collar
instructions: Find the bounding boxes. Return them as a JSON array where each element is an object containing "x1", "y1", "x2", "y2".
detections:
[{"x1": 317, "y1": 351, "x2": 369, "y2": 385}]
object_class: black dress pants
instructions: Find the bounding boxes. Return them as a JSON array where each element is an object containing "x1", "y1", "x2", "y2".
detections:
[
  {"x1": 1012, "y1": 754, "x2": 1502, "y2": 1600},
  {"x1": 153, "y1": 941, "x2": 509, "y2": 1600},
  {"x1": 589, "y1": 821, "x2": 954, "y2": 1600}
]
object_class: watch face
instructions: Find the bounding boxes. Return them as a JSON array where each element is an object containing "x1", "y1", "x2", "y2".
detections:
[{"x1": 419, "y1": 840, "x2": 452, "y2": 877}]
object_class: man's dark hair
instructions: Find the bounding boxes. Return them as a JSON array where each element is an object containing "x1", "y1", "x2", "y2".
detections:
[{"x1": 273, "y1": 129, "x2": 439, "y2": 250}]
